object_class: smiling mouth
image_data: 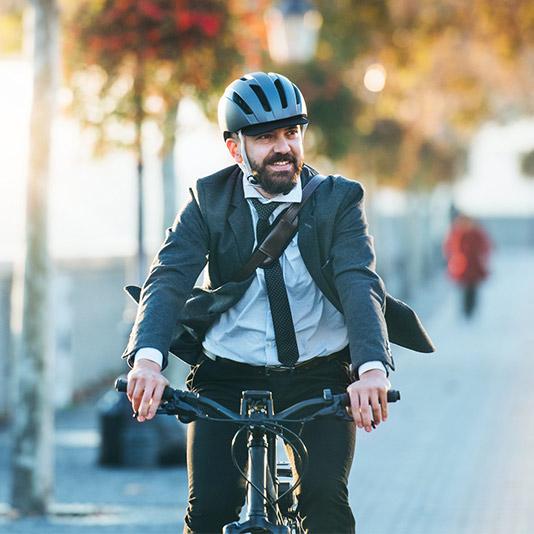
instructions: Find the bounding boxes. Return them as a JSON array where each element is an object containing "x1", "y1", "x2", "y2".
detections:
[{"x1": 268, "y1": 160, "x2": 293, "y2": 170}]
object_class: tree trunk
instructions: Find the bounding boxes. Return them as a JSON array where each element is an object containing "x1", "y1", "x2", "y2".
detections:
[
  {"x1": 134, "y1": 55, "x2": 146, "y2": 284},
  {"x1": 10, "y1": 0, "x2": 58, "y2": 515},
  {"x1": 160, "y1": 101, "x2": 179, "y2": 235},
  {"x1": 397, "y1": 126, "x2": 423, "y2": 189}
]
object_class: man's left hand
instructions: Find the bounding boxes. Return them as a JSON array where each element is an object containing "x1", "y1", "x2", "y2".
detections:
[{"x1": 347, "y1": 369, "x2": 391, "y2": 432}]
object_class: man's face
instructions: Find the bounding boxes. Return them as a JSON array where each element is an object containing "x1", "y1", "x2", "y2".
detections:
[{"x1": 243, "y1": 126, "x2": 304, "y2": 196}]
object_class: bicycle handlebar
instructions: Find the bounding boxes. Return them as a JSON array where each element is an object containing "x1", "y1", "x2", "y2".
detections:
[
  {"x1": 115, "y1": 377, "x2": 177, "y2": 402},
  {"x1": 114, "y1": 377, "x2": 400, "y2": 423}
]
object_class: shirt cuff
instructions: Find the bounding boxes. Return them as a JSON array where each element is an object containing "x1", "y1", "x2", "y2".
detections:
[
  {"x1": 358, "y1": 361, "x2": 387, "y2": 376},
  {"x1": 135, "y1": 347, "x2": 164, "y2": 368}
]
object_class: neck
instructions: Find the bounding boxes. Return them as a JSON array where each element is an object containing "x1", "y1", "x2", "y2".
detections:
[{"x1": 256, "y1": 187, "x2": 276, "y2": 199}]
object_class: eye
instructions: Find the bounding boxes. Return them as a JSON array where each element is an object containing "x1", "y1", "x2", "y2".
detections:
[
  {"x1": 286, "y1": 128, "x2": 299, "y2": 137},
  {"x1": 256, "y1": 133, "x2": 272, "y2": 141}
]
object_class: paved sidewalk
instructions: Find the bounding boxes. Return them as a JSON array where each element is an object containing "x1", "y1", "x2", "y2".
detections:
[
  {"x1": 0, "y1": 395, "x2": 188, "y2": 533},
  {"x1": 1, "y1": 249, "x2": 533, "y2": 533},
  {"x1": 350, "y1": 249, "x2": 534, "y2": 534}
]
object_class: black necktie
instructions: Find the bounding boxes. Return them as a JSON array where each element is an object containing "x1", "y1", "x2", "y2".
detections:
[{"x1": 251, "y1": 198, "x2": 299, "y2": 367}]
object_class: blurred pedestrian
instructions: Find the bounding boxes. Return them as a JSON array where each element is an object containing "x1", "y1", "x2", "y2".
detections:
[{"x1": 444, "y1": 214, "x2": 491, "y2": 317}]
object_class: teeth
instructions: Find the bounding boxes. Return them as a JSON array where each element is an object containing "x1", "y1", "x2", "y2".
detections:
[{"x1": 273, "y1": 161, "x2": 289, "y2": 165}]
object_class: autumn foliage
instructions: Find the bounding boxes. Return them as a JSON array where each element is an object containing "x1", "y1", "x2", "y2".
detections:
[{"x1": 66, "y1": 0, "x2": 241, "y2": 94}]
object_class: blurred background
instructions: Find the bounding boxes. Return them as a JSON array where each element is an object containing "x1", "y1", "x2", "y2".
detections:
[{"x1": 0, "y1": 1, "x2": 533, "y2": 533}]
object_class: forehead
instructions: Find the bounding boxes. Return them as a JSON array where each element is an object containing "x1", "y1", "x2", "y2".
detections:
[{"x1": 247, "y1": 125, "x2": 300, "y2": 137}]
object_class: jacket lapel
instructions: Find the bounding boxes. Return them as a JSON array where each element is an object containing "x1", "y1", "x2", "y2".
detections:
[
  {"x1": 297, "y1": 170, "x2": 335, "y2": 304},
  {"x1": 228, "y1": 170, "x2": 255, "y2": 265},
  {"x1": 298, "y1": 169, "x2": 342, "y2": 310}
]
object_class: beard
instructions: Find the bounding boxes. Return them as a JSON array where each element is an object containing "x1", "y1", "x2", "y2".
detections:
[{"x1": 249, "y1": 152, "x2": 303, "y2": 196}]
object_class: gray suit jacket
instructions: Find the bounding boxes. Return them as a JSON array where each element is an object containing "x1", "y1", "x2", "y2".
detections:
[{"x1": 123, "y1": 164, "x2": 434, "y2": 372}]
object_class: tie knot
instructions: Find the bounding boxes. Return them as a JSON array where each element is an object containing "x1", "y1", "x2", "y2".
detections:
[{"x1": 251, "y1": 198, "x2": 278, "y2": 220}]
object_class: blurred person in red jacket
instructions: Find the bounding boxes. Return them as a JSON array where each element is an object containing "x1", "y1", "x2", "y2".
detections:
[{"x1": 444, "y1": 214, "x2": 492, "y2": 317}]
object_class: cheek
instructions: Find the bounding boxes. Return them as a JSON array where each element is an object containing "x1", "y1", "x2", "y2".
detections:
[
  {"x1": 249, "y1": 146, "x2": 270, "y2": 165},
  {"x1": 291, "y1": 142, "x2": 304, "y2": 160}
]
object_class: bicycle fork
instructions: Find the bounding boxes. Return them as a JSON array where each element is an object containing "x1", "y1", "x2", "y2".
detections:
[{"x1": 224, "y1": 428, "x2": 289, "y2": 534}]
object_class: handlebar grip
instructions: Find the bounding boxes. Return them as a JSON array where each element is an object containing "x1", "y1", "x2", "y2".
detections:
[
  {"x1": 338, "y1": 389, "x2": 400, "y2": 407},
  {"x1": 115, "y1": 377, "x2": 128, "y2": 393},
  {"x1": 387, "y1": 389, "x2": 401, "y2": 403},
  {"x1": 114, "y1": 377, "x2": 175, "y2": 402}
]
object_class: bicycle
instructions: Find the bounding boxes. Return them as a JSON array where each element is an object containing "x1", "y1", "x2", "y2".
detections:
[{"x1": 115, "y1": 377, "x2": 400, "y2": 533}]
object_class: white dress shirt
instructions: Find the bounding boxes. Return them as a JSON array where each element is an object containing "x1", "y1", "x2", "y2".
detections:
[{"x1": 136, "y1": 175, "x2": 385, "y2": 376}]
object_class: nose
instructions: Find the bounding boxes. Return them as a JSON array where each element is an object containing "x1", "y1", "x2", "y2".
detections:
[{"x1": 273, "y1": 134, "x2": 291, "y2": 153}]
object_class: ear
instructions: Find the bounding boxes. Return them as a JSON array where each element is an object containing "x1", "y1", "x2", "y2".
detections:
[{"x1": 226, "y1": 137, "x2": 243, "y2": 164}]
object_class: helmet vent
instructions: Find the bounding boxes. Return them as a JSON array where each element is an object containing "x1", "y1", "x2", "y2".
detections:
[
  {"x1": 232, "y1": 92, "x2": 254, "y2": 115},
  {"x1": 293, "y1": 85, "x2": 301, "y2": 106},
  {"x1": 250, "y1": 84, "x2": 272, "y2": 112},
  {"x1": 274, "y1": 79, "x2": 288, "y2": 109}
]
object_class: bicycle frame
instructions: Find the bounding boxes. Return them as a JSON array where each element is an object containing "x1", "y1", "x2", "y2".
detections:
[{"x1": 223, "y1": 390, "x2": 294, "y2": 534}]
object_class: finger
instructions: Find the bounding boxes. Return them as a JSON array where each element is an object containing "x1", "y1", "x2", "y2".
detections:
[
  {"x1": 126, "y1": 374, "x2": 136, "y2": 402},
  {"x1": 359, "y1": 392, "x2": 372, "y2": 432},
  {"x1": 147, "y1": 382, "x2": 166, "y2": 419},
  {"x1": 379, "y1": 387, "x2": 388, "y2": 421},
  {"x1": 138, "y1": 383, "x2": 156, "y2": 421},
  {"x1": 349, "y1": 392, "x2": 363, "y2": 428},
  {"x1": 131, "y1": 380, "x2": 146, "y2": 414},
  {"x1": 369, "y1": 390, "x2": 381, "y2": 426}
]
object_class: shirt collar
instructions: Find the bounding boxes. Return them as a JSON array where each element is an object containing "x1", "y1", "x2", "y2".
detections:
[{"x1": 242, "y1": 175, "x2": 302, "y2": 204}]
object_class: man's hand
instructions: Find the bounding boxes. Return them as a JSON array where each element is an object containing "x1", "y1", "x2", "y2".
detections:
[
  {"x1": 347, "y1": 369, "x2": 391, "y2": 432},
  {"x1": 127, "y1": 359, "x2": 169, "y2": 422}
]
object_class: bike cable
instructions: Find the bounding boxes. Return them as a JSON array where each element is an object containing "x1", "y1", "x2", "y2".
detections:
[
  {"x1": 262, "y1": 422, "x2": 308, "y2": 506},
  {"x1": 230, "y1": 424, "x2": 285, "y2": 524},
  {"x1": 229, "y1": 420, "x2": 311, "y2": 522}
]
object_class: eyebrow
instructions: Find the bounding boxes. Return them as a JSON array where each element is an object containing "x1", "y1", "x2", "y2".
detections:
[{"x1": 255, "y1": 126, "x2": 299, "y2": 138}]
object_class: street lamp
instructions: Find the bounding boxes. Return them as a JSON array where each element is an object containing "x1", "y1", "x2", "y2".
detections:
[
  {"x1": 363, "y1": 63, "x2": 387, "y2": 93},
  {"x1": 265, "y1": 0, "x2": 323, "y2": 64}
]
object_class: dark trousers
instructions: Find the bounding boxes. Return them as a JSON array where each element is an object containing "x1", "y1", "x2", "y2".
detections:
[
  {"x1": 462, "y1": 284, "x2": 478, "y2": 317},
  {"x1": 183, "y1": 350, "x2": 356, "y2": 534}
]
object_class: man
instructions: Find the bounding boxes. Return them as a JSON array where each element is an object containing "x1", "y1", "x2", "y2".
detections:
[{"x1": 123, "y1": 72, "x2": 432, "y2": 533}]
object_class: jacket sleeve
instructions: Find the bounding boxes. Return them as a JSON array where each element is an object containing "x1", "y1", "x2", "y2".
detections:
[
  {"x1": 329, "y1": 180, "x2": 394, "y2": 376},
  {"x1": 122, "y1": 189, "x2": 209, "y2": 369}
]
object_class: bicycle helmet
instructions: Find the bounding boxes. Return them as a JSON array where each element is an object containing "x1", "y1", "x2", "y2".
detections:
[{"x1": 218, "y1": 72, "x2": 308, "y2": 140}]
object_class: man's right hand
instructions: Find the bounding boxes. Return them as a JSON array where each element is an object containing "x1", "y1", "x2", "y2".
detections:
[{"x1": 127, "y1": 359, "x2": 169, "y2": 422}]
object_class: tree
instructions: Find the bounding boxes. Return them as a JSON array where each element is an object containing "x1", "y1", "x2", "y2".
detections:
[
  {"x1": 520, "y1": 149, "x2": 534, "y2": 179},
  {"x1": 63, "y1": 1, "x2": 259, "y2": 279},
  {"x1": 275, "y1": 0, "x2": 534, "y2": 188},
  {"x1": 10, "y1": 0, "x2": 59, "y2": 515}
]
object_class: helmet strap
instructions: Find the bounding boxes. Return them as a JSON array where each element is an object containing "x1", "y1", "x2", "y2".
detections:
[{"x1": 237, "y1": 131, "x2": 258, "y2": 185}]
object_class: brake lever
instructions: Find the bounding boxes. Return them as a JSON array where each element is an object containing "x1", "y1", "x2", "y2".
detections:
[
  {"x1": 333, "y1": 404, "x2": 353, "y2": 422},
  {"x1": 305, "y1": 402, "x2": 353, "y2": 422},
  {"x1": 156, "y1": 396, "x2": 201, "y2": 423}
]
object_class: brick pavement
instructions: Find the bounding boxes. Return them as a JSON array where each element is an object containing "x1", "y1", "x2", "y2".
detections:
[{"x1": 349, "y1": 249, "x2": 534, "y2": 534}]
